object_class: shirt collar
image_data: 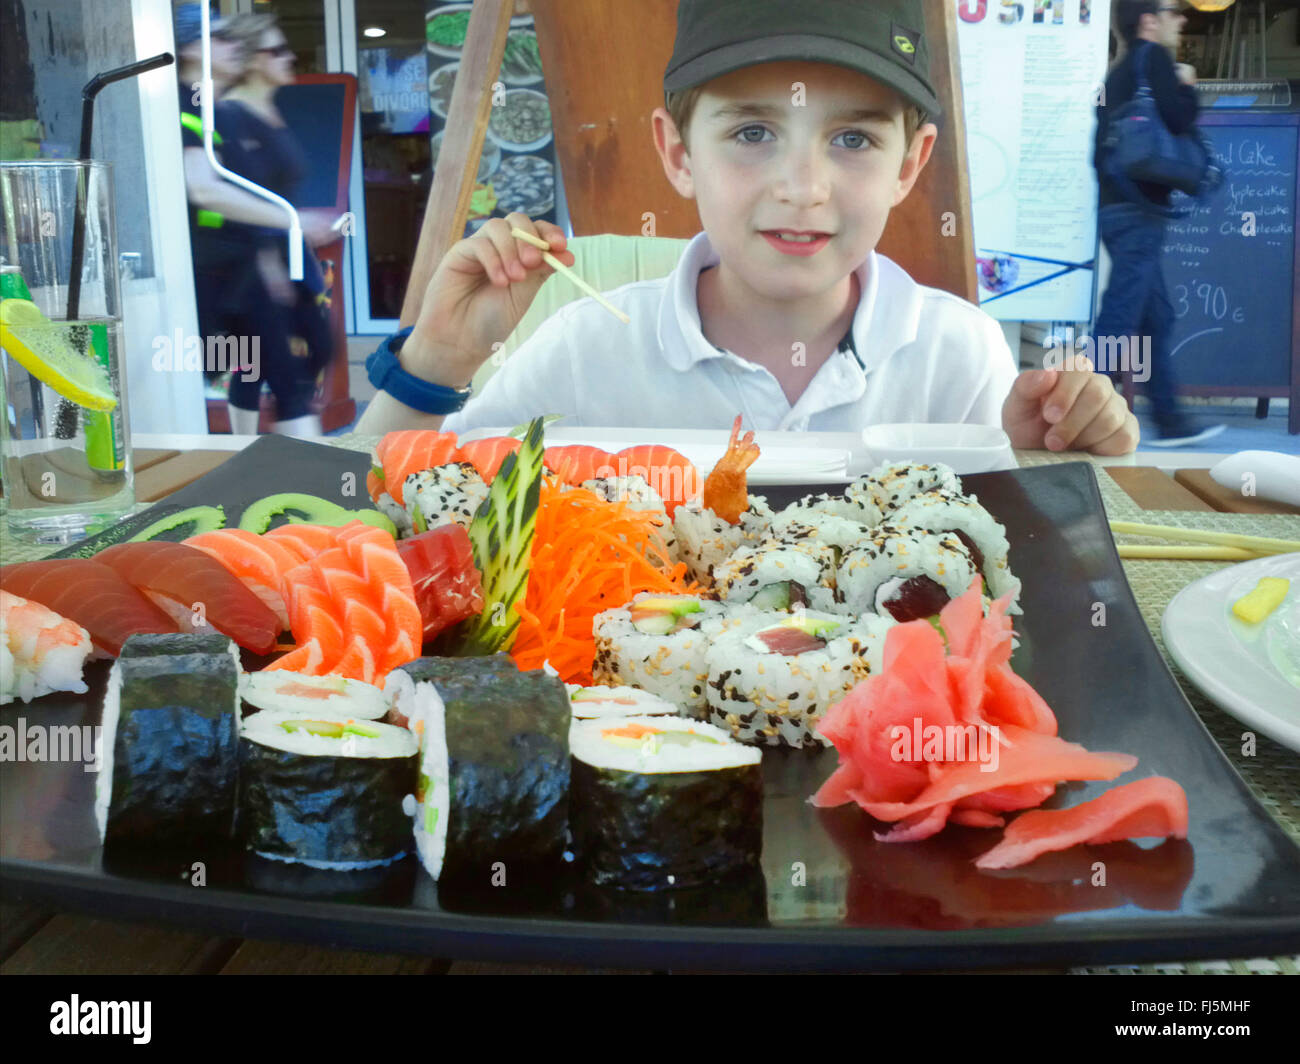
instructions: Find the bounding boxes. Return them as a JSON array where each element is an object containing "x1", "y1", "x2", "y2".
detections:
[{"x1": 656, "y1": 230, "x2": 921, "y2": 375}]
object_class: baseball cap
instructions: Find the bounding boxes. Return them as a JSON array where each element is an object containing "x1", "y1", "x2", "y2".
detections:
[
  {"x1": 173, "y1": 3, "x2": 227, "y2": 48},
  {"x1": 664, "y1": 0, "x2": 941, "y2": 121}
]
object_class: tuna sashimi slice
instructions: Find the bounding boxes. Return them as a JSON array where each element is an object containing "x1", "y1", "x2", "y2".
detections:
[
  {"x1": 974, "y1": 777, "x2": 1189, "y2": 870},
  {"x1": 858, "y1": 726, "x2": 1137, "y2": 825},
  {"x1": 96, "y1": 542, "x2": 281, "y2": 655},
  {"x1": 0, "y1": 560, "x2": 176, "y2": 656}
]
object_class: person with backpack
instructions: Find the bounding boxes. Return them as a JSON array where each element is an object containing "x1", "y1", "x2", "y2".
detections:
[{"x1": 1092, "y1": 1, "x2": 1224, "y2": 447}]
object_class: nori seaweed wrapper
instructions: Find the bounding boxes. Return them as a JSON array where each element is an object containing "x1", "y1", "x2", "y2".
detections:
[
  {"x1": 401, "y1": 655, "x2": 569, "y2": 881},
  {"x1": 120, "y1": 632, "x2": 236, "y2": 658},
  {"x1": 570, "y1": 757, "x2": 763, "y2": 891},
  {"x1": 237, "y1": 735, "x2": 418, "y2": 868},
  {"x1": 103, "y1": 652, "x2": 239, "y2": 846}
]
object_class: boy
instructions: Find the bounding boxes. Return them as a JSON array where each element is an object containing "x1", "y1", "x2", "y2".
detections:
[{"x1": 358, "y1": 0, "x2": 1136, "y2": 456}]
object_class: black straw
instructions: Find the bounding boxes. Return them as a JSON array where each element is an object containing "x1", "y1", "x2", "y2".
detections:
[{"x1": 66, "y1": 52, "x2": 174, "y2": 321}]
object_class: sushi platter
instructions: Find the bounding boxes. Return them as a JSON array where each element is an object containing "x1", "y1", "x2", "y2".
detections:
[{"x1": 3, "y1": 431, "x2": 1300, "y2": 971}]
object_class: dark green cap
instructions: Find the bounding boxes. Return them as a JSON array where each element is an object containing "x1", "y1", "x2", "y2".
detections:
[{"x1": 664, "y1": 0, "x2": 941, "y2": 120}]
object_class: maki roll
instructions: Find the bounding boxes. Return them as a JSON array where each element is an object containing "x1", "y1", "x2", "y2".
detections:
[
  {"x1": 569, "y1": 715, "x2": 762, "y2": 891},
  {"x1": 671, "y1": 495, "x2": 773, "y2": 584},
  {"x1": 579, "y1": 474, "x2": 677, "y2": 561},
  {"x1": 238, "y1": 711, "x2": 419, "y2": 869},
  {"x1": 890, "y1": 490, "x2": 1021, "y2": 607},
  {"x1": 95, "y1": 634, "x2": 241, "y2": 845},
  {"x1": 711, "y1": 539, "x2": 839, "y2": 614},
  {"x1": 567, "y1": 683, "x2": 682, "y2": 720},
  {"x1": 592, "y1": 592, "x2": 746, "y2": 717},
  {"x1": 240, "y1": 669, "x2": 389, "y2": 719},
  {"x1": 405, "y1": 461, "x2": 488, "y2": 534},
  {"x1": 837, "y1": 527, "x2": 979, "y2": 621},
  {"x1": 846, "y1": 460, "x2": 961, "y2": 519},
  {"x1": 385, "y1": 655, "x2": 570, "y2": 882},
  {"x1": 778, "y1": 490, "x2": 882, "y2": 531},
  {"x1": 704, "y1": 610, "x2": 892, "y2": 747}
]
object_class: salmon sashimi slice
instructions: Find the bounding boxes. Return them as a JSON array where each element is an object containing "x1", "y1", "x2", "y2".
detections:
[
  {"x1": 0, "y1": 560, "x2": 176, "y2": 656},
  {"x1": 185, "y1": 528, "x2": 301, "y2": 631},
  {"x1": 265, "y1": 523, "x2": 341, "y2": 564},
  {"x1": 376, "y1": 430, "x2": 461, "y2": 506},
  {"x1": 860, "y1": 726, "x2": 1137, "y2": 830},
  {"x1": 544, "y1": 445, "x2": 615, "y2": 486},
  {"x1": 616, "y1": 444, "x2": 699, "y2": 518},
  {"x1": 974, "y1": 777, "x2": 1190, "y2": 870},
  {"x1": 96, "y1": 542, "x2": 281, "y2": 655},
  {"x1": 456, "y1": 436, "x2": 521, "y2": 485}
]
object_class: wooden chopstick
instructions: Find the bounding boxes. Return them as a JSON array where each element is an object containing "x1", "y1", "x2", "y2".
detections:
[
  {"x1": 1117, "y1": 544, "x2": 1266, "y2": 561},
  {"x1": 1108, "y1": 520, "x2": 1300, "y2": 556},
  {"x1": 510, "y1": 227, "x2": 631, "y2": 324}
]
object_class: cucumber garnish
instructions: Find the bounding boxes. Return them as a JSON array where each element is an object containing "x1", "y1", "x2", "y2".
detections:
[
  {"x1": 128, "y1": 504, "x2": 226, "y2": 542},
  {"x1": 445, "y1": 416, "x2": 545, "y2": 655},
  {"x1": 239, "y1": 492, "x2": 351, "y2": 533}
]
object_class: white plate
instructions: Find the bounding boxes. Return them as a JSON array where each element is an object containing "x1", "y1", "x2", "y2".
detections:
[
  {"x1": 861, "y1": 422, "x2": 1016, "y2": 474},
  {"x1": 1161, "y1": 553, "x2": 1300, "y2": 753}
]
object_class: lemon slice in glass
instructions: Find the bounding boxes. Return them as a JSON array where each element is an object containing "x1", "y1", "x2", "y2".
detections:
[{"x1": 0, "y1": 298, "x2": 117, "y2": 412}]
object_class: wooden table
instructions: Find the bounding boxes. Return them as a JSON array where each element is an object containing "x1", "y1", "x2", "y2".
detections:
[{"x1": 2, "y1": 452, "x2": 1295, "y2": 975}]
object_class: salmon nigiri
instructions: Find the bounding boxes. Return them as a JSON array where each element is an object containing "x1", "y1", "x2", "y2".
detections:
[
  {"x1": 544, "y1": 445, "x2": 615, "y2": 487},
  {"x1": 375, "y1": 430, "x2": 461, "y2": 506},
  {"x1": 457, "y1": 436, "x2": 521, "y2": 485},
  {"x1": 186, "y1": 527, "x2": 301, "y2": 631},
  {"x1": 617, "y1": 443, "x2": 699, "y2": 518}
]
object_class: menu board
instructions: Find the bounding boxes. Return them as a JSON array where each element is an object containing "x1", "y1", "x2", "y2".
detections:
[
  {"x1": 956, "y1": 0, "x2": 1112, "y2": 321},
  {"x1": 425, "y1": 3, "x2": 559, "y2": 237},
  {"x1": 1160, "y1": 114, "x2": 1298, "y2": 396}
]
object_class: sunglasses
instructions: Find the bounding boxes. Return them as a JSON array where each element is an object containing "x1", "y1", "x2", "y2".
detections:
[
  {"x1": 1157, "y1": 4, "x2": 1183, "y2": 13},
  {"x1": 257, "y1": 44, "x2": 294, "y2": 58}
]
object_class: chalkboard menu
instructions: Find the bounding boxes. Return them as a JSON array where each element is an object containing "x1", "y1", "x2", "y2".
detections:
[{"x1": 1157, "y1": 112, "x2": 1299, "y2": 431}]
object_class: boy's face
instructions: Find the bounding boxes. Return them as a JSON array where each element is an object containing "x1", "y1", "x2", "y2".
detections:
[{"x1": 653, "y1": 61, "x2": 936, "y2": 303}]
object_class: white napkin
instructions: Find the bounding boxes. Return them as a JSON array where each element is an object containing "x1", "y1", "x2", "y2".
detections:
[{"x1": 1209, "y1": 451, "x2": 1300, "y2": 507}]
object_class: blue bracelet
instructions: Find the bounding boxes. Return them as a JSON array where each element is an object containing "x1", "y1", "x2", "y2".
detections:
[{"x1": 366, "y1": 327, "x2": 471, "y2": 415}]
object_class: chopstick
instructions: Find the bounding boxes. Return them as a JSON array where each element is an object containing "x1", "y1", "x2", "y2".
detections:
[
  {"x1": 510, "y1": 227, "x2": 631, "y2": 325},
  {"x1": 1108, "y1": 520, "x2": 1300, "y2": 556},
  {"x1": 1117, "y1": 545, "x2": 1266, "y2": 561}
]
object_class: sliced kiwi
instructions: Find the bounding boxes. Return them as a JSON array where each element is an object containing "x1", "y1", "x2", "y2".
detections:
[{"x1": 128, "y1": 504, "x2": 226, "y2": 542}]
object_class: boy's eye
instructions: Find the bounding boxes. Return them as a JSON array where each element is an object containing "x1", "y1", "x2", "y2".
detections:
[
  {"x1": 834, "y1": 130, "x2": 873, "y2": 151},
  {"x1": 734, "y1": 125, "x2": 773, "y2": 144}
]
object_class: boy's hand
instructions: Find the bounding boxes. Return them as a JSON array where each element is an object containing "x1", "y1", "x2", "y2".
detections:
[
  {"x1": 398, "y1": 214, "x2": 575, "y2": 388},
  {"x1": 1001, "y1": 359, "x2": 1139, "y2": 455}
]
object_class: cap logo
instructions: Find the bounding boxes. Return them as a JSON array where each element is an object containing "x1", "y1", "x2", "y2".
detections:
[{"x1": 891, "y1": 23, "x2": 920, "y2": 66}]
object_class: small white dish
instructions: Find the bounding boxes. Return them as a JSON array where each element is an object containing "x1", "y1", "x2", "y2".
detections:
[
  {"x1": 1162, "y1": 553, "x2": 1300, "y2": 753},
  {"x1": 861, "y1": 423, "x2": 1016, "y2": 474}
]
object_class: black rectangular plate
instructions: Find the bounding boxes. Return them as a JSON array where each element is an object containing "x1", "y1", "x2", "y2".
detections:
[{"x1": 4, "y1": 438, "x2": 1300, "y2": 970}]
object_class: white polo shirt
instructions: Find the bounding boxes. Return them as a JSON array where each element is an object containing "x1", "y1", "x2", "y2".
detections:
[{"x1": 442, "y1": 232, "x2": 1018, "y2": 435}]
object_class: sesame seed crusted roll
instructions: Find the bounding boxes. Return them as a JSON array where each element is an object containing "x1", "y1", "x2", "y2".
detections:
[
  {"x1": 671, "y1": 495, "x2": 774, "y2": 584},
  {"x1": 890, "y1": 489, "x2": 1021, "y2": 607},
  {"x1": 837, "y1": 527, "x2": 979, "y2": 621},
  {"x1": 405, "y1": 462, "x2": 489, "y2": 533},
  {"x1": 845, "y1": 461, "x2": 961, "y2": 519},
  {"x1": 704, "y1": 610, "x2": 894, "y2": 748},
  {"x1": 592, "y1": 592, "x2": 753, "y2": 717}
]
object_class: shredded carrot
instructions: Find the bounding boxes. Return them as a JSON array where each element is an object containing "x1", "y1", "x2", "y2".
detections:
[{"x1": 509, "y1": 478, "x2": 699, "y2": 684}]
